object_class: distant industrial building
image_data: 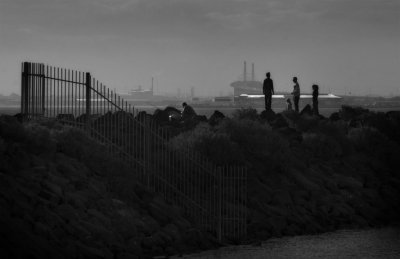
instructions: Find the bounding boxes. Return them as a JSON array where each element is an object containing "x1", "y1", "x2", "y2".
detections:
[{"x1": 230, "y1": 61, "x2": 262, "y2": 97}]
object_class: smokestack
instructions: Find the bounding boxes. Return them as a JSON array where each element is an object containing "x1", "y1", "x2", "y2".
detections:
[
  {"x1": 244, "y1": 61, "x2": 247, "y2": 82},
  {"x1": 251, "y1": 63, "x2": 255, "y2": 81},
  {"x1": 151, "y1": 77, "x2": 154, "y2": 92}
]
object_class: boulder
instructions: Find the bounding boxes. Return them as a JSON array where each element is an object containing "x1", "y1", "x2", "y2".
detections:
[
  {"x1": 260, "y1": 109, "x2": 276, "y2": 122},
  {"x1": 209, "y1": 110, "x2": 225, "y2": 126},
  {"x1": 300, "y1": 104, "x2": 313, "y2": 117}
]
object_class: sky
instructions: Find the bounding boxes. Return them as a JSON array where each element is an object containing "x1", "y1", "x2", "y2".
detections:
[{"x1": 0, "y1": 0, "x2": 399, "y2": 96}]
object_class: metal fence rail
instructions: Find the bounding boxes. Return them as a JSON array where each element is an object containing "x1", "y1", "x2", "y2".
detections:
[{"x1": 21, "y1": 62, "x2": 247, "y2": 242}]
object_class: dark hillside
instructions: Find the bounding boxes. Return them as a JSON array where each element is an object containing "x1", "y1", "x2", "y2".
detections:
[
  {"x1": 0, "y1": 116, "x2": 216, "y2": 259},
  {"x1": 169, "y1": 107, "x2": 400, "y2": 240}
]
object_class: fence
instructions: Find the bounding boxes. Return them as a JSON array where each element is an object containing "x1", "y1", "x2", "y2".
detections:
[{"x1": 21, "y1": 62, "x2": 247, "y2": 241}]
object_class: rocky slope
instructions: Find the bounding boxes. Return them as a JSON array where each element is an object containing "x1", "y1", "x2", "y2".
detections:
[
  {"x1": 0, "y1": 116, "x2": 217, "y2": 259},
  {"x1": 169, "y1": 106, "x2": 400, "y2": 241}
]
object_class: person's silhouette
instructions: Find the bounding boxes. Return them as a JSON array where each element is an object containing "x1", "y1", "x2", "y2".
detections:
[
  {"x1": 286, "y1": 98, "x2": 293, "y2": 111},
  {"x1": 312, "y1": 84, "x2": 319, "y2": 115},
  {"x1": 263, "y1": 72, "x2": 274, "y2": 111},
  {"x1": 291, "y1": 77, "x2": 300, "y2": 112}
]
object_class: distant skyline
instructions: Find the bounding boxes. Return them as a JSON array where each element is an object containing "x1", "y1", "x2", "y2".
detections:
[{"x1": 0, "y1": 0, "x2": 399, "y2": 96}]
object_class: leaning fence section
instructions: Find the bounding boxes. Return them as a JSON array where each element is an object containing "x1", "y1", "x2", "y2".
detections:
[{"x1": 21, "y1": 62, "x2": 247, "y2": 242}]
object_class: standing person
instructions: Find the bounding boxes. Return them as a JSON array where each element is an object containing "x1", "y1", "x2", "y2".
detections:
[
  {"x1": 312, "y1": 84, "x2": 319, "y2": 115},
  {"x1": 291, "y1": 77, "x2": 300, "y2": 112},
  {"x1": 263, "y1": 72, "x2": 274, "y2": 111}
]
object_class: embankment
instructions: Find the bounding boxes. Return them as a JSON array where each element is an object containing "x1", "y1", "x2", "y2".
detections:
[
  {"x1": 1, "y1": 105, "x2": 400, "y2": 257},
  {"x1": 169, "y1": 106, "x2": 400, "y2": 241},
  {"x1": 0, "y1": 116, "x2": 217, "y2": 259}
]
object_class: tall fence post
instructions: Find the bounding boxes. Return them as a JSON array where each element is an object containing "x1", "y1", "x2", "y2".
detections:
[
  {"x1": 217, "y1": 167, "x2": 222, "y2": 242},
  {"x1": 41, "y1": 64, "x2": 46, "y2": 116},
  {"x1": 85, "y1": 72, "x2": 92, "y2": 131},
  {"x1": 21, "y1": 62, "x2": 30, "y2": 118}
]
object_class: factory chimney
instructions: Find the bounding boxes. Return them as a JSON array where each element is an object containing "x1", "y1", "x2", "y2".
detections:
[
  {"x1": 243, "y1": 61, "x2": 247, "y2": 82},
  {"x1": 251, "y1": 63, "x2": 255, "y2": 81}
]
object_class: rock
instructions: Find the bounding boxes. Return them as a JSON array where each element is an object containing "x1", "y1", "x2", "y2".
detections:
[
  {"x1": 38, "y1": 189, "x2": 61, "y2": 204},
  {"x1": 76, "y1": 242, "x2": 107, "y2": 259},
  {"x1": 329, "y1": 112, "x2": 341, "y2": 121},
  {"x1": 65, "y1": 191, "x2": 87, "y2": 209},
  {"x1": 56, "y1": 204, "x2": 80, "y2": 223},
  {"x1": 126, "y1": 238, "x2": 142, "y2": 255},
  {"x1": 87, "y1": 209, "x2": 109, "y2": 224},
  {"x1": 141, "y1": 236, "x2": 155, "y2": 249},
  {"x1": 33, "y1": 205, "x2": 64, "y2": 229},
  {"x1": 209, "y1": 110, "x2": 225, "y2": 126},
  {"x1": 42, "y1": 180, "x2": 63, "y2": 197},
  {"x1": 33, "y1": 221, "x2": 51, "y2": 238},
  {"x1": 113, "y1": 216, "x2": 138, "y2": 241},
  {"x1": 271, "y1": 189, "x2": 293, "y2": 206},
  {"x1": 148, "y1": 202, "x2": 171, "y2": 227},
  {"x1": 300, "y1": 104, "x2": 313, "y2": 117},
  {"x1": 271, "y1": 114, "x2": 289, "y2": 129},
  {"x1": 138, "y1": 216, "x2": 160, "y2": 236},
  {"x1": 163, "y1": 223, "x2": 181, "y2": 241},
  {"x1": 260, "y1": 109, "x2": 276, "y2": 122},
  {"x1": 268, "y1": 216, "x2": 287, "y2": 236},
  {"x1": 335, "y1": 175, "x2": 363, "y2": 190},
  {"x1": 80, "y1": 220, "x2": 115, "y2": 245},
  {"x1": 117, "y1": 252, "x2": 140, "y2": 259}
]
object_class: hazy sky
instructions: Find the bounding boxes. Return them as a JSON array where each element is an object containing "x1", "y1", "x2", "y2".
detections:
[{"x1": 1, "y1": 0, "x2": 399, "y2": 96}]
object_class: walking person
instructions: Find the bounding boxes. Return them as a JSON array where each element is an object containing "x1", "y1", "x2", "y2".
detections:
[
  {"x1": 291, "y1": 77, "x2": 300, "y2": 112},
  {"x1": 263, "y1": 72, "x2": 274, "y2": 111},
  {"x1": 312, "y1": 84, "x2": 319, "y2": 115}
]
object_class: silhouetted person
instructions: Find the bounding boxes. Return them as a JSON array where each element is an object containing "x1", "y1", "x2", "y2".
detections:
[
  {"x1": 312, "y1": 84, "x2": 319, "y2": 115},
  {"x1": 286, "y1": 98, "x2": 293, "y2": 111},
  {"x1": 263, "y1": 72, "x2": 274, "y2": 111},
  {"x1": 181, "y1": 102, "x2": 196, "y2": 121},
  {"x1": 291, "y1": 77, "x2": 300, "y2": 112}
]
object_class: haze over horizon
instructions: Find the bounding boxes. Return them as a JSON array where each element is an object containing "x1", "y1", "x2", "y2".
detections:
[{"x1": 0, "y1": 0, "x2": 399, "y2": 97}]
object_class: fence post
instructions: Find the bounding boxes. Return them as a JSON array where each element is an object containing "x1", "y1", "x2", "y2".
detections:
[
  {"x1": 41, "y1": 64, "x2": 46, "y2": 116},
  {"x1": 85, "y1": 72, "x2": 92, "y2": 131},
  {"x1": 217, "y1": 167, "x2": 222, "y2": 242},
  {"x1": 21, "y1": 62, "x2": 30, "y2": 118}
]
